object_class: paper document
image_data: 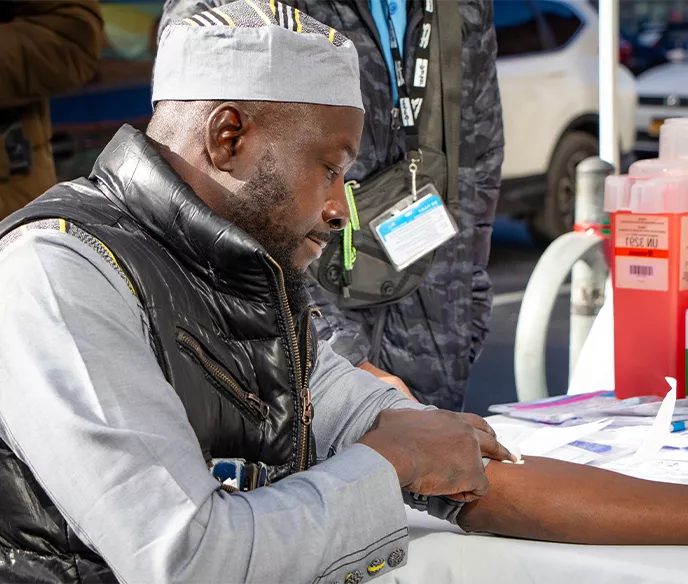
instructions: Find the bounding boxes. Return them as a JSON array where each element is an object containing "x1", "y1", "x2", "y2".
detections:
[
  {"x1": 494, "y1": 419, "x2": 613, "y2": 458},
  {"x1": 602, "y1": 458, "x2": 688, "y2": 485}
]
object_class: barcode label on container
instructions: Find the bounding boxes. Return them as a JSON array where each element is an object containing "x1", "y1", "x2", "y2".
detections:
[
  {"x1": 629, "y1": 264, "x2": 654, "y2": 277},
  {"x1": 616, "y1": 256, "x2": 668, "y2": 291}
]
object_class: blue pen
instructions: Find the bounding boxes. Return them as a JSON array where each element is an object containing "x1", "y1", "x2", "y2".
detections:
[{"x1": 671, "y1": 421, "x2": 687, "y2": 433}]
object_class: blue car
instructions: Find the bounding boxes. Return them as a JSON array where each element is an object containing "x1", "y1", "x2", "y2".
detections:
[{"x1": 631, "y1": 22, "x2": 688, "y2": 76}]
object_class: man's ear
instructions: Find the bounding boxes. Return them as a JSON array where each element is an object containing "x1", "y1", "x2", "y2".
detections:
[{"x1": 205, "y1": 103, "x2": 247, "y2": 173}]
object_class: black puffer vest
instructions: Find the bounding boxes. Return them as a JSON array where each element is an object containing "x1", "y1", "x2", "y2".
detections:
[{"x1": 0, "y1": 125, "x2": 317, "y2": 583}]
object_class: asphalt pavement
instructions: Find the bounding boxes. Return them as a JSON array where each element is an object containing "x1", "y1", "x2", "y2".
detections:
[{"x1": 464, "y1": 217, "x2": 571, "y2": 416}]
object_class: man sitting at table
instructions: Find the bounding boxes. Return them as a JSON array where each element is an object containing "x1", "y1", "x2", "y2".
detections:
[{"x1": 0, "y1": 3, "x2": 686, "y2": 583}]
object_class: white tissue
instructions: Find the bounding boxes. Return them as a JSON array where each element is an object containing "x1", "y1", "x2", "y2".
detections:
[
  {"x1": 501, "y1": 446, "x2": 523, "y2": 464},
  {"x1": 631, "y1": 377, "x2": 677, "y2": 464}
]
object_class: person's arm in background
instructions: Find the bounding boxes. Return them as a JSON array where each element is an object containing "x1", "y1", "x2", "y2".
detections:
[
  {"x1": 468, "y1": 0, "x2": 504, "y2": 365},
  {"x1": 0, "y1": 0, "x2": 103, "y2": 108},
  {"x1": 457, "y1": 456, "x2": 688, "y2": 545}
]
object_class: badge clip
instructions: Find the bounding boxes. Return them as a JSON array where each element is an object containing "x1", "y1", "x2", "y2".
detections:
[{"x1": 408, "y1": 149, "x2": 422, "y2": 201}]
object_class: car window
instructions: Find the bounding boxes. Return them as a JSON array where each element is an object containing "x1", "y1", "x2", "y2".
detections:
[
  {"x1": 663, "y1": 26, "x2": 688, "y2": 50},
  {"x1": 534, "y1": 0, "x2": 583, "y2": 48},
  {"x1": 494, "y1": 0, "x2": 543, "y2": 58}
]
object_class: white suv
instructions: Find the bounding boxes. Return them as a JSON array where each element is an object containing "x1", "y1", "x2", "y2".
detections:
[{"x1": 494, "y1": 0, "x2": 637, "y2": 245}]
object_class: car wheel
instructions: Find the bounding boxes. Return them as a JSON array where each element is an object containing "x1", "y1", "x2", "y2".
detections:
[{"x1": 527, "y1": 131, "x2": 599, "y2": 248}]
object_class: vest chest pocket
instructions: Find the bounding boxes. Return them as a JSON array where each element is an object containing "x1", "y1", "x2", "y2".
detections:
[{"x1": 176, "y1": 328, "x2": 270, "y2": 428}]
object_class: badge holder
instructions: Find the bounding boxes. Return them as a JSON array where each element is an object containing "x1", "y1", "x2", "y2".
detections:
[{"x1": 369, "y1": 155, "x2": 458, "y2": 272}]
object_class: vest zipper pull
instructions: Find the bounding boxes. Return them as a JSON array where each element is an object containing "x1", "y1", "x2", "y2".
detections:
[{"x1": 301, "y1": 386, "x2": 313, "y2": 425}]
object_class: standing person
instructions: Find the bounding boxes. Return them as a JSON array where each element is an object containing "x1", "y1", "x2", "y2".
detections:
[
  {"x1": 160, "y1": 0, "x2": 504, "y2": 412},
  {"x1": 0, "y1": 0, "x2": 103, "y2": 220}
]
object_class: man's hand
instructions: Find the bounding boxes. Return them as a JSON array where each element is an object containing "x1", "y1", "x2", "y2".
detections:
[
  {"x1": 357, "y1": 360, "x2": 418, "y2": 402},
  {"x1": 358, "y1": 409, "x2": 515, "y2": 500}
]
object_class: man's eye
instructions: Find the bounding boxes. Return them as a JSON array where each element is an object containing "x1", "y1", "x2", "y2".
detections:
[{"x1": 325, "y1": 166, "x2": 340, "y2": 182}]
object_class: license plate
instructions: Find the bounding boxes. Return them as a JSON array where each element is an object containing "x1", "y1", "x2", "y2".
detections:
[{"x1": 649, "y1": 118, "x2": 666, "y2": 137}]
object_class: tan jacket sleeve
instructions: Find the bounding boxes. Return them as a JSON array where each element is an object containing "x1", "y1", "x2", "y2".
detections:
[{"x1": 0, "y1": 1, "x2": 104, "y2": 108}]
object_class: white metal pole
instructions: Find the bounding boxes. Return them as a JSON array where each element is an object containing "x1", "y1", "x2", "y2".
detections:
[
  {"x1": 599, "y1": 0, "x2": 620, "y2": 172},
  {"x1": 569, "y1": 158, "x2": 614, "y2": 383}
]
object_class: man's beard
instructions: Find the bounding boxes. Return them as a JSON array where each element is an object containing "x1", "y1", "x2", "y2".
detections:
[{"x1": 219, "y1": 152, "x2": 311, "y2": 314}]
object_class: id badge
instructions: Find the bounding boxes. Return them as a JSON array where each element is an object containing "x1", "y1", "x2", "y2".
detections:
[{"x1": 369, "y1": 184, "x2": 458, "y2": 271}]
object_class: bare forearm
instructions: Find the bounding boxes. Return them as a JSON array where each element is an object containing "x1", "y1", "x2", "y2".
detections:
[{"x1": 457, "y1": 456, "x2": 688, "y2": 545}]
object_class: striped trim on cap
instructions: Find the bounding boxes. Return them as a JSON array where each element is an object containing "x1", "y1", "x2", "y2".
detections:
[{"x1": 179, "y1": 0, "x2": 343, "y2": 45}]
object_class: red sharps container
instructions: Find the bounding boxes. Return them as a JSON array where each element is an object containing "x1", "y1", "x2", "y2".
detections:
[{"x1": 605, "y1": 119, "x2": 688, "y2": 399}]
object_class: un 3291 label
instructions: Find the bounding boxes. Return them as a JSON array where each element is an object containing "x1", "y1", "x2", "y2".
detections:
[{"x1": 615, "y1": 215, "x2": 669, "y2": 291}]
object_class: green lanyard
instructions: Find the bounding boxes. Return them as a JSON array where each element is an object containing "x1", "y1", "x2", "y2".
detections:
[{"x1": 342, "y1": 180, "x2": 361, "y2": 297}]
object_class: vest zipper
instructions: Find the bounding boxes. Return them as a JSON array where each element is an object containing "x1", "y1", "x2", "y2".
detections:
[
  {"x1": 301, "y1": 308, "x2": 315, "y2": 426},
  {"x1": 266, "y1": 256, "x2": 313, "y2": 473},
  {"x1": 297, "y1": 307, "x2": 321, "y2": 470},
  {"x1": 176, "y1": 329, "x2": 269, "y2": 427}
]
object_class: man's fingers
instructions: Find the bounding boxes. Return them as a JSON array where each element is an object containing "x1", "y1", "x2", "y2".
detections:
[
  {"x1": 450, "y1": 450, "x2": 490, "y2": 499},
  {"x1": 448, "y1": 490, "x2": 482, "y2": 504},
  {"x1": 462, "y1": 466, "x2": 489, "y2": 498},
  {"x1": 476, "y1": 472, "x2": 489, "y2": 497},
  {"x1": 459, "y1": 413, "x2": 497, "y2": 438},
  {"x1": 479, "y1": 418, "x2": 497, "y2": 439},
  {"x1": 476, "y1": 431, "x2": 515, "y2": 462}
]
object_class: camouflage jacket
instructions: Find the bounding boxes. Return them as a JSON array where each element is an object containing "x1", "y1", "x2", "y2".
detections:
[{"x1": 159, "y1": 0, "x2": 504, "y2": 411}]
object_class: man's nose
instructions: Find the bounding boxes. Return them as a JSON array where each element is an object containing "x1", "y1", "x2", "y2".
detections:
[{"x1": 322, "y1": 180, "x2": 350, "y2": 231}]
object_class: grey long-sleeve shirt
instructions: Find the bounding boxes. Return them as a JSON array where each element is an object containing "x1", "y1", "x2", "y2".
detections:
[{"x1": 0, "y1": 229, "x2": 430, "y2": 584}]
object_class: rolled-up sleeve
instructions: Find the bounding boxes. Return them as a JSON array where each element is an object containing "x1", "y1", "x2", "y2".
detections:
[
  {"x1": 310, "y1": 340, "x2": 433, "y2": 461},
  {"x1": 0, "y1": 231, "x2": 410, "y2": 584},
  {"x1": 309, "y1": 340, "x2": 468, "y2": 526}
]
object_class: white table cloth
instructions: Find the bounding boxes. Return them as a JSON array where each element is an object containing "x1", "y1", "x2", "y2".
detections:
[{"x1": 375, "y1": 508, "x2": 686, "y2": 584}]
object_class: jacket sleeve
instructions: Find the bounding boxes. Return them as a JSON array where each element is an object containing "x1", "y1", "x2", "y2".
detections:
[
  {"x1": 468, "y1": 2, "x2": 504, "y2": 365},
  {"x1": 0, "y1": 1, "x2": 103, "y2": 109},
  {"x1": 310, "y1": 340, "x2": 467, "y2": 524}
]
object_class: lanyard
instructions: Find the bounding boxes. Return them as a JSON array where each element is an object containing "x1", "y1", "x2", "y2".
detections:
[{"x1": 381, "y1": 0, "x2": 433, "y2": 152}]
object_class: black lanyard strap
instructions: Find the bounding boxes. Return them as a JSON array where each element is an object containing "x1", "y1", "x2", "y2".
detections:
[{"x1": 381, "y1": 0, "x2": 433, "y2": 152}]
